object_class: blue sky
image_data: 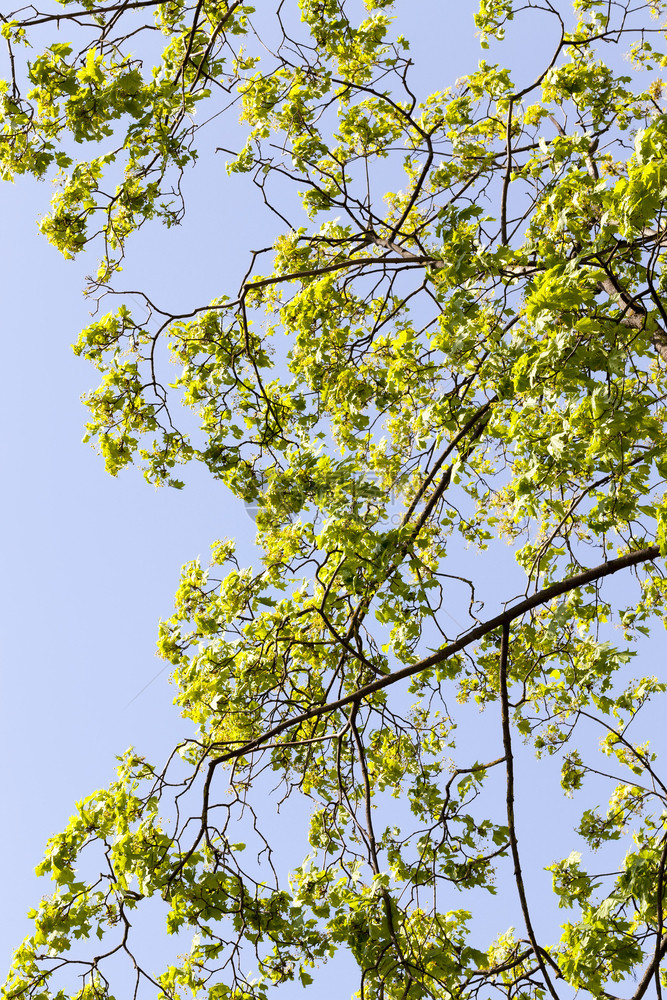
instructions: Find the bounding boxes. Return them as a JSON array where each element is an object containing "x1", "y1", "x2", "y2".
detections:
[{"x1": 0, "y1": 172, "x2": 255, "y2": 960}]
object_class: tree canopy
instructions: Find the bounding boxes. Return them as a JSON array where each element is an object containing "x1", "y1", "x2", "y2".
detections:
[{"x1": 4, "y1": 0, "x2": 667, "y2": 998}]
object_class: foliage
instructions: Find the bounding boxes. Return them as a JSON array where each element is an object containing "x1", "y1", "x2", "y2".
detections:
[{"x1": 3, "y1": 0, "x2": 667, "y2": 998}]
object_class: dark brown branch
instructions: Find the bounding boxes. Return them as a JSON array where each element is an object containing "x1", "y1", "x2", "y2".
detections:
[
  {"x1": 501, "y1": 99, "x2": 513, "y2": 246},
  {"x1": 500, "y1": 622, "x2": 561, "y2": 1000},
  {"x1": 243, "y1": 254, "x2": 438, "y2": 293},
  {"x1": 175, "y1": 0, "x2": 243, "y2": 88},
  {"x1": 598, "y1": 275, "x2": 667, "y2": 364},
  {"x1": 655, "y1": 836, "x2": 667, "y2": 1000},
  {"x1": 631, "y1": 932, "x2": 667, "y2": 1000},
  {"x1": 350, "y1": 712, "x2": 425, "y2": 996},
  {"x1": 400, "y1": 398, "x2": 495, "y2": 529},
  {"x1": 206, "y1": 545, "x2": 660, "y2": 767},
  {"x1": 7, "y1": 0, "x2": 164, "y2": 25}
]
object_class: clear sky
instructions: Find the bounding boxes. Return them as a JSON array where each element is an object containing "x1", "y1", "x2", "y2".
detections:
[
  {"x1": 0, "y1": 171, "x2": 251, "y2": 955},
  {"x1": 2, "y1": 3, "x2": 664, "y2": 996}
]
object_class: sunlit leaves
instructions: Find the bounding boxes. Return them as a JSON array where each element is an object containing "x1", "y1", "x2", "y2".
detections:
[{"x1": 4, "y1": 0, "x2": 667, "y2": 998}]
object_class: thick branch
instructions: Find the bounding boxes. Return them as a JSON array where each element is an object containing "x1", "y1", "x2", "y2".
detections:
[
  {"x1": 8, "y1": 0, "x2": 164, "y2": 25},
  {"x1": 208, "y1": 545, "x2": 660, "y2": 767},
  {"x1": 631, "y1": 932, "x2": 667, "y2": 1000},
  {"x1": 242, "y1": 254, "x2": 435, "y2": 293},
  {"x1": 598, "y1": 275, "x2": 667, "y2": 363}
]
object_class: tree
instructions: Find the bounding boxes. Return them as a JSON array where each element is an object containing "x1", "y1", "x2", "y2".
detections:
[{"x1": 3, "y1": 0, "x2": 667, "y2": 997}]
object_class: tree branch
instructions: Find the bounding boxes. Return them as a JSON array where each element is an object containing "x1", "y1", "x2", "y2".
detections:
[
  {"x1": 500, "y1": 621, "x2": 561, "y2": 1000},
  {"x1": 207, "y1": 545, "x2": 660, "y2": 766}
]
